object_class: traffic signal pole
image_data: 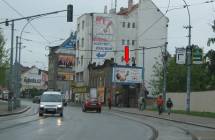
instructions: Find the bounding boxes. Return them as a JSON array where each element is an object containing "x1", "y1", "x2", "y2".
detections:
[{"x1": 2, "y1": 6, "x2": 73, "y2": 110}]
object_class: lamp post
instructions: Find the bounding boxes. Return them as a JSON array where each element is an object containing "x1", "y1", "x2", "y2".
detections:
[{"x1": 182, "y1": 0, "x2": 192, "y2": 113}]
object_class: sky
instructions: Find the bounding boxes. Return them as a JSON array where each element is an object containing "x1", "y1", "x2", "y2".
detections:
[{"x1": 0, "y1": 0, "x2": 215, "y2": 70}]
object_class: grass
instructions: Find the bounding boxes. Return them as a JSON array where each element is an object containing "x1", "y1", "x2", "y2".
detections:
[{"x1": 146, "y1": 108, "x2": 215, "y2": 118}]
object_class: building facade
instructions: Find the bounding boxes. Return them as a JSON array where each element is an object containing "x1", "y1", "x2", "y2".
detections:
[
  {"x1": 76, "y1": 0, "x2": 168, "y2": 94},
  {"x1": 21, "y1": 66, "x2": 48, "y2": 91},
  {"x1": 48, "y1": 33, "x2": 76, "y2": 96}
]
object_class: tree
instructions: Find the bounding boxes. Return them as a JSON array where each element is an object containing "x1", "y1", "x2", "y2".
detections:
[
  {"x1": 0, "y1": 30, "x2": 9, "y2": 87},
  {"x1": 149, "y1": 58, "x2": 163, "y2": 96},
  {"x1": 207, "y1": 20, "x2": 215, "y2": 46}
]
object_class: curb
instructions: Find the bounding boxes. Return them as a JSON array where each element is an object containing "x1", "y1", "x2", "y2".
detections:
[
  {"x1": 112, "y1": 109, "x2": 215, "y2": 130},
  {"x1": 0, "y1": 106, "x2": 31, "y2": 117}
]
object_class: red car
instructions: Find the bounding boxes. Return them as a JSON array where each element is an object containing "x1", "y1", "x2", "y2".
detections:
[{"x1": 82, "y1": 98, "x2": 102, "y2": 113}]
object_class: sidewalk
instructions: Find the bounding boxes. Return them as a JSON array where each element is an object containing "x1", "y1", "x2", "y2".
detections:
[
  {"x1": 112, "y1": 107, "x2": 215, "y2": 129},
  {"x1": 0, "y1": 100, "x2": 30, "y2": 116}
]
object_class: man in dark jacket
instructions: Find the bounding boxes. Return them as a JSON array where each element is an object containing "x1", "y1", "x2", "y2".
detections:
[{"x1": 166, "y1": 98, "x2": 173, "y2": 115}]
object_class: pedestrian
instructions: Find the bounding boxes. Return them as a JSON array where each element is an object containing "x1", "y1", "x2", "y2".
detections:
[
  {"x1": 138, "y1": 97, "x2": 143, "y2": 111},
  {"x1": 141, "y1": 97, "x2": 145, "y2": 110},
  {"x1": 156, "y1": 95, "x2": 164, "y2": 115},
  {"x1": 108, "y1": 96, "x2": 112, "y2": 110},
  {"x1": 166, "y1": 98, "x2": 173, "y2": 115}
]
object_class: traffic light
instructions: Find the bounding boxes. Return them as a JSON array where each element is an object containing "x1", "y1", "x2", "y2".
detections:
[
  {"x1": 67, "y1": 4, "x2": 73, "y2": 22},
  {"x1": 5, "y1": 19, "x2": 9, "y2": 26}
]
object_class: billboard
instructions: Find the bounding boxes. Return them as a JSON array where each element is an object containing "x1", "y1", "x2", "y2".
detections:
[
  {"x1": 112, "y1": 67, "x2": 143, "y2": 83},
  {"x1": 58, "y1": 55, "x2": 75, "y2": 68},
  {"x1": 97, "y1": 87, "x2": 105, "y2": 103},
  {"x1": 57, "y1": 72, "x2": 74, "y2": 81},
  {"x1": 92, "y1": 14, "x2": 114, "y2": 65}
]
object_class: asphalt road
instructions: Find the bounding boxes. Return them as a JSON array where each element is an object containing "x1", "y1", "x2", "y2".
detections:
[
  {"x1": 0, "y1": 100, "x2": 212, "y2": 140},
  {"x1": 0, "y1": 103, "x2": 153, "y2": 140}
]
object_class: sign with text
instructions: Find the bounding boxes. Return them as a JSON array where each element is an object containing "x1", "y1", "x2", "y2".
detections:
[
  {"x1": 112, "y1": 67, "x2": 143, "y2": 83},
  {"x1": 92, "y1": 14, "x2": 114, "y2": 65},
  {"x1": 176, "y1": 48, "x2": 186, "y2": 64},
  {"x1": 192, "y1": 48, "x2": 203, "y2": 64}
]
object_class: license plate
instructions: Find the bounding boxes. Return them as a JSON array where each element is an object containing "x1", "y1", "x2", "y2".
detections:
[{"x1": 47, "y1": 108, "x2": 55, "y2": 111}]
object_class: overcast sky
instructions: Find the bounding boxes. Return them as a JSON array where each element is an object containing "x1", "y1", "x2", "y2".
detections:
[{"x1": 0, "y1": 0, "x2": 214, "y2": 70}]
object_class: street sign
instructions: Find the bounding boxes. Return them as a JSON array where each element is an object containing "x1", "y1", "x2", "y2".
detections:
[
  {"x1": 176, "y1": 48, "x2": 186, "y2": 64},
  {"x1": 192, "y1": 47, "x2": 203, "y2": 64}
]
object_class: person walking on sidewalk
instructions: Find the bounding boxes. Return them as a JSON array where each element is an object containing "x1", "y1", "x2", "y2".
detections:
[
  {"x1": 166, "y1": 98, "x2": 173, "y2": 115},
  {"x1": 156, "y1": 95, "x2": 164, "y2": 115},
  {"x1": 108, "y1": 96, "x2": 112, "y2": 110},
  {"x1": 138, "y1": 96, "x2": 143, "y2": 111}
]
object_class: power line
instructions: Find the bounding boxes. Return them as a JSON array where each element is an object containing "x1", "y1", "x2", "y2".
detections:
[{"x1": 1, "y1": 0, "x2": 51, "y2": 43}]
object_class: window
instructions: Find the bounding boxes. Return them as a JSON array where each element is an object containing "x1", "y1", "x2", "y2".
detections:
[
  {"x1": 80, "y1": 72, "x2": 84, "y2": 81},
  {"x1": 76, "y1": 57, "x2": 79, "y2": 66},
  {"x1": 132, "y1": 40, "x2": 135, "y2": 46},
  {"x1": 122, "y1": 22, "x2": 125, "y2": 28},
  {"x1": 128, "y1": 22, "x2": 130, "y2": 28},
  {"x1": 122, "y1": 39, "x2": 125, "y2": 45},
  {"x1": 77, "y1": 23, "x2": 80, "y2": 31},
  {"x1": 81, "y1": 56, "x2": 83, "y2": 66},
  {"x1": 81, "y1": 38, "x2": 84, "y2": 48},
  {"x1": 132, "y1": 22, "x2": 136, "y2": 28},
  {"x1": 77, "y1": 40, "x2": 79, "y2": 49},
  {"x1": 127, "y1": 40, "x2": 130, "y2": 45},
  {"x1": 82, "y1": 20, "x2": 85, "y2": 29}
]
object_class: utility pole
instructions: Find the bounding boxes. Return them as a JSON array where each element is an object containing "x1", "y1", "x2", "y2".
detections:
[
  {"x1": 182, "y1": 0, "x2": 192, "y2": 113},
  {"x1": 162, "y1": 42, "x2": 168, "y2": 110},
  {"x1": 14, "y1": 36, "x2": 19, "y2": 109},
  {"x1": 8, "y1": 20, "x2": 14, "y2": 111}
]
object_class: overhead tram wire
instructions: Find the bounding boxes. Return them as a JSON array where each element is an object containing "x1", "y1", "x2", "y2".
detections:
[{"x1": 1, "y1": 0, "x2": 51, "y2": 44}]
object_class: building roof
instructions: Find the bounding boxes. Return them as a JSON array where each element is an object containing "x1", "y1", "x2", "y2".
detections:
[{"x1": 117, "y1": 4, "x2": 138, "y2": 15}]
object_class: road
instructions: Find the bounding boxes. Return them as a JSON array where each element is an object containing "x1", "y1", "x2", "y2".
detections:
[{"x1": 0, "y1": 100, "x2": 213, "y2": 140}]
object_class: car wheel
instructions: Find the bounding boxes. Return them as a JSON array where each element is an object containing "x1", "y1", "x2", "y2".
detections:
[
  {"x1": 98, "y1": 108, "x2": 101, "y2": 113},
  {"x1": 60, "y1": 112, "x2": 63, "y2": 117},
  {"x1": 39, "y1": 113, "x2": 43, "y2": 117}
]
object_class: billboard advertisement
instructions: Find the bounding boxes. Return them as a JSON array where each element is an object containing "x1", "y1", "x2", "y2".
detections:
[
  {"x1": 92, "y1": 14, "x2": 114, "y2": 65},
  {"x1": 97, "y1": 87, "x2": 105, "y2": 103},
  {"x1": 112, "y1": 67, "x2": 143, "y2": 83},
  {"x1": 57, "y1": 72, "x2": 74, "y2": 81},
  {"x1": 58, "y1": 55, "x2": 75, "y2": 68}
]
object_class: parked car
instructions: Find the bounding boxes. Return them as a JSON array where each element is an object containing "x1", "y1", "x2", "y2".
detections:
[
  {"x1": 39, "y1": 91, "x2": 64, "y2": 117},
  {"x1": 32, "y1": 96, "x2": 40, "y2": 104},
  {"x1": 2, "y1": 90, "x2": 9, "y2": 100},
  {"x1": 82, "y1": 98, "x2": 102, "y2": 113}
]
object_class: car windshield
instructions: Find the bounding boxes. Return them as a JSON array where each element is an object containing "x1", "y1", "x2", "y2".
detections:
[{"x1": 41, "y1": 94, "x2": 62, "y2": 102}]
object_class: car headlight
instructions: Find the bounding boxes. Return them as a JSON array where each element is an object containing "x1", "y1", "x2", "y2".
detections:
[
  {"x1": 40, "y1": 104, "x2": 44, "y2": 108},
  {"x1": 57, "y1": 104, "x2": 62, "y2": 108}
]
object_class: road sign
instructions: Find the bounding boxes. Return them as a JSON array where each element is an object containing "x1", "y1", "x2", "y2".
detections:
[
  {"x1": 192, "y1": 47, "x2": 203, "y2": 64},
  {"x1": 176, "y1": 48, "x2": 186, "y2": 64}
]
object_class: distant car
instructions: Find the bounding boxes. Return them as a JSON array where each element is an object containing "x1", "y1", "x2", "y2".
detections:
[
  {"x1": 2, "y1": 90, "x2": 9, "y2": 100},
  {"x1": 82, "y1": 98, "x2": 102, "y2": 113},
  {"x1": 32, "y1": 96, "x2": 40, "y2": 104},
  {"x1": 39, "y1": 91, "x2": 64, "y2": 117}
]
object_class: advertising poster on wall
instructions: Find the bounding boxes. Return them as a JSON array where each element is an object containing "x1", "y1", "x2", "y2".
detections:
[
  {"x1": 57, "y1": 72, "x2": 74, "y2": 81},
  {"x1": 58, "y1": 55, "x2": 75, "y2": 68},
  {"x1": 93, "y1": 14, "x2": 114, "y2": 65},
  {"x1": 97, "y1": 87, "x2": 105, "y2": 103},
  {"x1": 112, "y1": 67, "x2": 143, "y2": 83}
]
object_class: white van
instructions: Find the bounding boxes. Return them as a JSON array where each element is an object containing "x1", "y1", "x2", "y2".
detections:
[{"x1": 39, "y1": 91, "x2": 64, "y2": 117}]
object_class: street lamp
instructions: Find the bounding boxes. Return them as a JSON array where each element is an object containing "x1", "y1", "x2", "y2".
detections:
[{"x1": 182, "y1": 0, "x2": 192, "y2": 113}]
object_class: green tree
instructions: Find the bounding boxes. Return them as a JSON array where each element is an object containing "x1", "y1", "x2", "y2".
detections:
[
  {"x1": 0, "y1": 30, "x2": 9, "y2": 87},
  {"x1": 207, "y1": 20, "x2": 215, "y2": 46},
  {"x1": 149, "y1": 58, "x2": 163, "y2": 96}
]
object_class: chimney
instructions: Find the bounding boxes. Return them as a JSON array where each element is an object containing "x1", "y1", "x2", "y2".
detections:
[
  {"x1": 104, "y1": 5, "x2": 107, "y2": 13},
  {"x1": 128, "y1": 0, "x2": 133, "y2": 10}
]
